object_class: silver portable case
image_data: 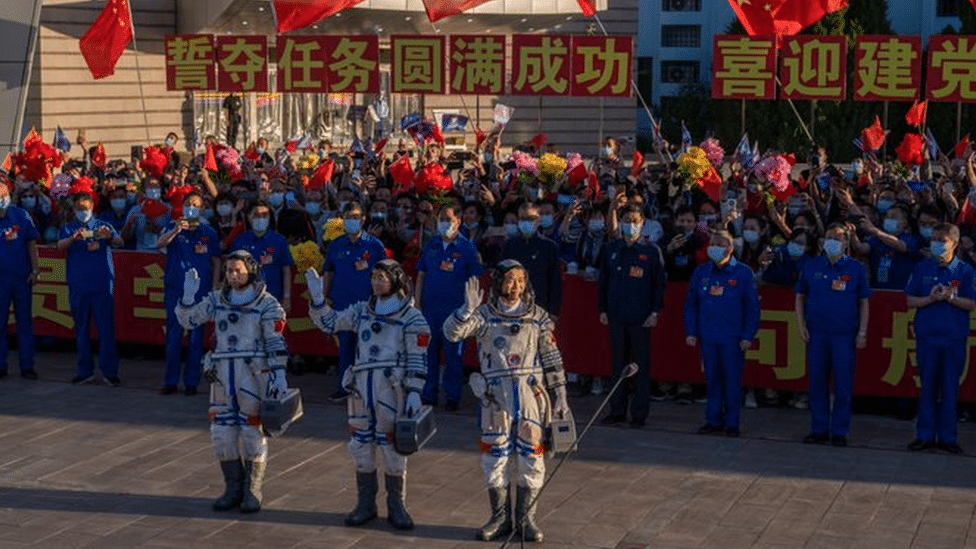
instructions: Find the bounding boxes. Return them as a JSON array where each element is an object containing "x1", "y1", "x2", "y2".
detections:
[
  {"x1": 395, "y1": 405, "x2": 437, "y2": 455},
  {"x1": 548, "y1": 410, "x2": 578, "y2": 454},
  {"x1": 261, "y1": 388, "x2": 304, "y2": 438}
]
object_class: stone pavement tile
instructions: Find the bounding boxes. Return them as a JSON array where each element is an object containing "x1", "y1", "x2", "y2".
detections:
[
  {"x1": 851, "y1": 528, "x2": 914, "y2": 549},
  {"x1": 835, "y1": 481, "x2": 888, "y2": 508},
  {"x1": 738, "y1": 477, "x2": 798, "y2": 507},
  {"x1": 564, "y1": 520, "x2": 629, "y2": 548},
  {"x1": 717, "y1": 502, "x2": 778, "y2": 532},
  {"x1": 805, "y1": 532, "x2": 859, "y2": 549},
  {"x1": 819, "y1": 510, "x2": 875, "y2": 537},
  {"x1": 919, "y1": 502, "x2": 975, "y2": 526},
  {"x1": 652, "y1": 507, "x2": 717, "y2": 547},
  {"x1": 699, "y1": 526, "x2": 760, "y2": 549},
  {"x1": 790, "y1": 478, "x2": 844, "y2": 503},
  {"x1": 772, "y1": 497, "x2": 832, "y2": 524},
  {"x1": 868, "y1": 505, "x2": 925, "y2": 533},
  {"x1": 883, "y1": 485, "x2": 934, "y2": 507},
  {"x1": 26, "y1": 530, "x2": 100, "y2": 549},
  {"x1": 754, "y1": 518, "x2": 817, "y2": 546},
  {"x1": 932, "y1": 486, "x2": 976, "y2": 504},
  {"x1": 913, "y1": 520, "x2": 968, "y2": 547}
]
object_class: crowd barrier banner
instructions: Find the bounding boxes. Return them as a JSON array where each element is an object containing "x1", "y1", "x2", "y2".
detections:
[{"x1": 15, "y1": 247, "x2": 976, "y2": 400}]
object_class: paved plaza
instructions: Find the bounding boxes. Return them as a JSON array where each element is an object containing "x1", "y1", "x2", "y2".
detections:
[{"x1": 2, "y1": 351, "x2": 976, "y2": 549}]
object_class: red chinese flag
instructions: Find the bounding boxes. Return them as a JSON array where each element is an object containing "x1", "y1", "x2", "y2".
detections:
[
  {"x1": 389, "y1": 156, "x2": 415, "y2": 190},
  {"x1": 373, "y1": 138, "x2": 388, "y2": 154},
  {"x1": 422, "y1": 0, "x2": 493, "y2": 22},
  {"x1": 79, "y1": 0, "x2": 134, "y2": 80},
  {"x1": 861, "y1": 116, "x2": 886, "y2": 153},
  {"x1": 955, "y1": 135, "x2": 970, "y2": 159},
  {"x1": 576, "y1": 0, "x2": 596, "y2": 16},
  {"x1": 92, "y1": 143, "x2": 107, "y2": 170},
  {"x1": 905, "y1": 100, "x2": 927, "y2": 127},
  {"x1": 475, "y1": 127, "x2": 487, "y2": 148},
  {"x1": 1, "y1": 153, "x2": 11, "y2": 173},
  {"x1": 727, "y1": 0, "x2": 847, "y2": 39},
  {"x1": 272, "y1": 0, "x2": 367, "y2": 34},
  {"x1": 309, "y1": 160, "x2": 334, "y2": 190},
  {"x1": 204, "y1": 143, "x2": 219, "y2": 172},
  {"x1": 567, "y1": 164, "x2": 588, "y2": 188},
  {"x1": 530, "y1": 133, "x2": 548, "y2": 151},
  {"x1": 630, "y1": 150, "x2": 644, "y2": 177},
  {"x1": 430, "y1": 124, "x2": 445, "y2": 145}
]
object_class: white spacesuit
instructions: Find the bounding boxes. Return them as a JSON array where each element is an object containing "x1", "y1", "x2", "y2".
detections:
[
  {"x1": 443, "y1": 259, "x2": 568, "y2": 543},
  {"x1": 176, "y1": 250, "x2": 288, "y2": 514},
  {"x1": 306, "y1": 259, "x2": 429, "y2": 530}
]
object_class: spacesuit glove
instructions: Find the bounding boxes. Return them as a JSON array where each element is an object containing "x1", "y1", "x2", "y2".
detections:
[
  {"x1": 461, "y1": 276, "x2": 483, "y2": 318},
  {"x1": 305, "y1": 267, "x2": 325, "y2": 306},
  {"x1": 405, "y1": 391, "x2": 423, "y2": 418},
  {"x1": 182, "y1": 268, "x2": 200, "y2": 305},
  {"x1": 552, "y1": 386, "x2": 569, "y2": 420},
  {"x1": 268, "y1": 368, "x2": 288, "y2": 399}
]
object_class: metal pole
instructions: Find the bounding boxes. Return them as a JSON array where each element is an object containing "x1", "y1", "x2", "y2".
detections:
[
  {"x1": 882, "y1": 101, "x2": 889, "y2": 161},
  {"x1": 592, "y1": 14, "x2": 659, "y2": 132},
  {"x1": 810, "y1": 100, "x2": 815, "y2": 142},
  {"x1": 125, "y1": 0, "x2": 152, "y2": 144},
  {"x1": 957, "y1": 102, "x2": 963, "y2": 143},
  {"x1": 740, "y1": 99, "x2": 745, "y2": 137},
  {"x1": 10, "y1": 0, "x2": 44, "y2": 154}
]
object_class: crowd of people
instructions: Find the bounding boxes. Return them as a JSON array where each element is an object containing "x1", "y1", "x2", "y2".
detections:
[{"x1": 2, "y1": 126, "x2": 976, "y2": 530}]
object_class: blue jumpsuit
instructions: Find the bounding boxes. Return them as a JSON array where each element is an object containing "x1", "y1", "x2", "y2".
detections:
[
  {"x1": 684, "y1": 258, "x2": 760, "y2": 431},
  {"x1": 867, "y1": 233, "x2": 919, "y2": 290},
  {"x1": 417, "y1": 235, "x2": 483, "y2": 405},
  {"x1": 0, "y1": 206, "x2": 39, "y2": 375},
  {"x1": 323, "y1": 233, "x2": 386, "y2": 389},
  {"x1": 795, "y1": 255, "x2": 870, "y2": 438},
  {"x1": 231, "y1": 230, "x2": 294, "y2": 301},
  {"x1": 163, "y1": 221, "x2": 221, "y2": 390},
  {"x1": 904, "y1": 257, "x2": 976, "y2": 445},
  {"x1": 59, "y1": 219, "x2": 121, "y2": 379}
]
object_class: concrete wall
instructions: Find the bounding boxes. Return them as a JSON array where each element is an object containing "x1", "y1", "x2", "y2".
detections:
[
  {"x1": 0, "y1": 0, "x2": 43, "y2": 157},
  {"x1": 30, "y1": 0, "x2": 188, "y2": 159}
]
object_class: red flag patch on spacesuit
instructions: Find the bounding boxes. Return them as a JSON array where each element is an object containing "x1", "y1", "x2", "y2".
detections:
[
  {"x1": 417, "y1": 333, "x2": 430, "y2": 347},
  {"x1": 274, "y1": 320, "x2": 287, "y2": 333}
]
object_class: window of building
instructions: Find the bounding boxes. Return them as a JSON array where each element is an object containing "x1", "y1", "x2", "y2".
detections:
[
  {"x1": 662, "y1": 0, "x2": 702, "y2": 11},
  {"x1": 937, "y1": 0, "x2": 961, "y2": 16},
  {"x1": 637, "y1": 57, "x2": 653, "y2": 107},
  {"x1": 661, "y1": 25, "x2": 701, "y2": 48},
  {"x1": 660, "y1": 61, "x2": 699, "y2": 84}
]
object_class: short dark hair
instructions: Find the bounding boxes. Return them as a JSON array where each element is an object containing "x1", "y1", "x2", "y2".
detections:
[
  {"x1": 619, "y1": 204, "x2": 644, "y2": 219},
  {"x1": 932, "y1": 222, "x2": 960, "y2": 243}
]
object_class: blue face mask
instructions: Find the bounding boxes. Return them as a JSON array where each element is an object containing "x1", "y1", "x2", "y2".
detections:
[
  {"x1": 743, "y1": 230, "x2": 760, "y2": 245},
  {"x1": 269, "y1": 192, "x2": 284, "y2": 207},
  {"x1": 823, "y1": 238, "x2": 844, "y2": 257},
  {"x1": 110, "y1": 198, "x2": 126, "y2": 211},
  {"x1": 620, "y1": 222, "x2": 641, "y2": 239},
  {"x1": 0, "y1": 196, "x2": 10, "y2": 210},
  {"x1": 504, "y1": 223, "x2": 519, "y2": 237},
  {"x1": 127, "y1": 192, "x2": 137, "y2": 204},
  {"x1": 787, "y1": 242, "x2": 805, "y2": 258},
  {"x1": 22, "y1": 197, "x2": 36, "y2": 210},
  {"x1": 876, "y1": 199, "x2": 894, "y2": 214},
  {"x1": 518, "y1": 220, "x2": 537, "y2": 236},
  {"x1": 251, "y1": 217, "x2": 269, "y2": 233},
  {"x1": 165, "y1": 137, "x2": 176, "y2": 148},
  {"x1": 75, "y1": 209, "x2": 93, "y2": 224},
  {"x1": 557, "y1": 194, "x2": 575, "y2": 206},
  {"x1": 305, "y1": 202, "x2": 321, "y2": 216},
  {"x1": 882, "y1": 218, "x2": 900, "y2": 234},
  {"x1": 707, "y1": 245, "x2": 728, "y2": 263},
  {"x1": 539, "y1": 214, "x2": 555, "y2": 229},
  {"x1": 146, "y1": 188, "x2": 161, "y2": 201},
  {"x1": 344, "y1": 219, "x2": 361, "y2": 234},
  {"x1": 437, "y1": 220, "x2": 455, "y2": 237},
  {"x1": 184, "y1": 206, "x2": 200, "y2": 220},
  {"x1": 930, "y1": 241, "x2": 949, "y2": 259},
  {"x1": 588, "y1": 219, "x2": 605, "y2": 232},
  {"x1": 919, "y1": 226, "x2": 933, "y2": 239}
]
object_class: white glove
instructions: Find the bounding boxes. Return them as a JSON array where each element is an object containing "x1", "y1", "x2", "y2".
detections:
[
  {"x1": 462, "y1": 276, "x2": 483, "y2": 317},
  {"x1": 269, "y1": 369, "x2": 288, "y2": 399},
  {"x1": 405, "y1": 392, "x2": 422, "y2": 418},
  {"x1": 552, "y1": 386, "x2": 569, "y2": 419},
  {"x1": 182, "y1": 268, "x2": 200, "y2": 305},
  {"x1": 305, "y1": 267, "x2": 325, "y2": 306}
]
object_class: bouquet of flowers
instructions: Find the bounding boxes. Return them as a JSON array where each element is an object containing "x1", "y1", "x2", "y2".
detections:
[
  {"x1": 297, "y1": 153, "x2": 320, "y2": 171},
  {"x1": 677, "y1": 147, "x2": 722, "y2": 201},
  {"x1": 538, "y1": 153, "x2": 567, "y2": 184},
  {"x1": 290, "y1": 241, "x2": 325, "y2": 274},
  {"x1": 699, "y1": 138, "x2": 725, "y2": 169}
]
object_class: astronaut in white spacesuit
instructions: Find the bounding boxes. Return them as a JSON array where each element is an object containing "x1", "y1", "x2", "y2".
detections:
[
  {"x1": 443, "y1": 259, "x2": 569, "y2": 543},
  {"x1": 305, "y1": 259, "x2": 429, "y2": 530},
  {"x1": 177, "y1": 250, "x2": 289, "y2": 514}
]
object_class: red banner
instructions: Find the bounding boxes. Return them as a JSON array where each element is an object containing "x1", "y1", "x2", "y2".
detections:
[
  {"x1": 390, "y1": 35, "x2": 446, "y2": 94},
  {"x1": 511, "y1": 35, "x2": 572, "y2": 96},
  {"x1": 926, "y1": 35, "x2": 976, "y2": 103},
  {"x1": 216, "y1": 35, "x2": 268, "y2": 93},
  {"x1": 449, "y1": 35, "x2": 506, "y2": 95},
  {"x1": 22, "y1": 248, "x2": 976, "y2": 400},
  {"x1": 711, "y1": 35, "x2": 777, "y2": 100},
  {"x1": 570, "y1": 36, "x2": 633, "y2": 98},
  {"x1": 853, "y1": 36, "x2": 921, "y2": 102},
  {"x1": 323, "y1": 36, "x2": 380, "y2": 94},
  {"x1": 164, "y1": 34, "x2": 215, "y2": 91},
  {"x1": 779, "y1": 35, "x2": 847, "y2": 101},
  {"x1": 276, "y1": 36, "x2": 329, "y2": 93}
]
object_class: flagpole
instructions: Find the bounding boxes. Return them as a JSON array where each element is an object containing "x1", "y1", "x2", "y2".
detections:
[
  {"x1": 592, "y1": 14, "x2": 659, "y2": 138},
  {"x1": 125, "y1": 0, "x2": 152, "y2": 144},
  {"x1": 775, "y1": 77, "x2": 815, "y2": 145},
  {"x1": 10, "y1": 0, "x2": 43, "y2": 155}
]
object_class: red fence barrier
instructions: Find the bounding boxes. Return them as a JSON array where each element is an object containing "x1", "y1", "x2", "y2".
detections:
[{"x1": 15, "y1": 247, "x2": 976, "y2": 399}]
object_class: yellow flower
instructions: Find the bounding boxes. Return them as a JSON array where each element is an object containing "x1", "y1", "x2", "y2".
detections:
[
  {"x1": 538, "y1": 153, "x2": 567, "y2": 177},
  {"x1": 289, "y1": 241, "x2": 325, "y2": 273},
  {"x1": 324, "y1": 218, "x2": 346, "y2": 242}
]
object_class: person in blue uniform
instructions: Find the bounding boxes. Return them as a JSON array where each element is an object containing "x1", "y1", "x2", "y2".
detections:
[
  {"x1": 684, "y1": 229, "x2": 760, "y2": 437},
  {"x1": 322, "y1": 201, "x2": 386, "y2": 401},
  {"x1": 0, "y1": 183, "x2": 40, "y2": 379},
  {"x1": 598, "y1": 204, "x2": 666, "y2": 428},
  {"x1": 904, "y1": 223, "x2": 976, "y2": 454},
  {"x1": 851, "y1": 203, "x2": 919, "y2": 290},
  {"x1": 56, "y1": 193, "x2": 125, "y2": 386},
  {"x1": 415, "y1": 204, "x2": 484, "y2": 410},
  {"x1": 795, "y1": 223, "x2": 870, "y2": 447},
  {"x1": 156, "y1": 192, "x2": 222, "y2": 396},
  {"x1": 231, "y1": 201, "x2": 294, "y2": 311},
  {"x1": 501, "y1": 202, "x2": 562, "y2": 319}
]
